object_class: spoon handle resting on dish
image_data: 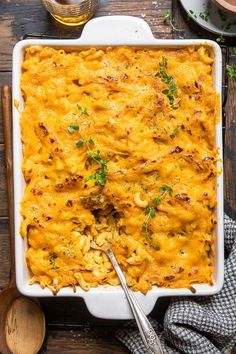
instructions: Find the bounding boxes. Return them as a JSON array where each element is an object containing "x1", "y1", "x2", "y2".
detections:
[{"x1": 106, "y1": 249, "x2": 164, "y2": 354}]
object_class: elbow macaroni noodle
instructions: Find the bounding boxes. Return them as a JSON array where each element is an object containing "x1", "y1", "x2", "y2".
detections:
[{"x1": 20, "y1": 45, "x2": 218, "y2": 294}]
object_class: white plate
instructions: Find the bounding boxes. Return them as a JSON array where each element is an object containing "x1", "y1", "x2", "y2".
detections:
[
  {"x1": 180, "y1": 0, "x2": 236, "y2": 36},
  {"x1": 12, "y1": 16, "x2": 224, "y2": 320}
]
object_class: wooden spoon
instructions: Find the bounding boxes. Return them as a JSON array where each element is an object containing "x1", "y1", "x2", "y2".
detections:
[{"x1": 0, "y1": 86, "x2": 46, "y2": 354}]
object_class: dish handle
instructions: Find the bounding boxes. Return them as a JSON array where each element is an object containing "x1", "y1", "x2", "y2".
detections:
[
  {"x1": 79, "y1": 15, "x2": 155, "y2": 44},
  {"x1": 83, "y1": 291, "x2": 158, "y2": 320}
]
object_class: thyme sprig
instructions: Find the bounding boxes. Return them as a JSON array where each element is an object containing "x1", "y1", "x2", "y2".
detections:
[
  {"x1": 163, "y1": 10, "x2": 183, "y2": 32},
  {"x1": 76, "y1": 137, "x2": 95, "y2": 148},
  {"x1": 84, "y1": 150, "x2": 109, "y2": 188},
  {"x1": 142, "y1": 184, "x2": 173, "y2": 237},
  {"x1": 155, "y1": 57, "x2": 178, "y2": 109}
]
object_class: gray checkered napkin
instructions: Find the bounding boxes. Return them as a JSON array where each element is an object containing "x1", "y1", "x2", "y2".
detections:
[{"x1": 117, "y1": 214, "x2": 236, "y2": 354}]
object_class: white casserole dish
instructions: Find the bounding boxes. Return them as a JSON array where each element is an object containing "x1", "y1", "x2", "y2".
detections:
[{"x1": 12, "y1": 15, "x2": 224, "y2": 320}]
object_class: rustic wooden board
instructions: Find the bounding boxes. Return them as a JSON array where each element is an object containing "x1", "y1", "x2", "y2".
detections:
[
  {"x1": 45, "y1": 329, "x2": 129, "y2": 354},
  {"x1": 0, "y1": 218, "x2": 10, "y2": 289},
  {"x1": 0, "y1": 72, "x2": 11, "y2": 144},
  {"x1": 39, "y1": 296, "x2": 169, "y2": 327},
  {"x1": 0, "y1": 146, "x2": 8, "y2": 217},
  {"x1": 224, "y1": 77, "x2": 236, "y2": 220}
]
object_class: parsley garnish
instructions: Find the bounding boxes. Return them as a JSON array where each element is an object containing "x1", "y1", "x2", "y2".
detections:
[
  {"x1": 155, "y1": 57, "x2": 178, "y2": 109},
  {"x1": 163, "y1": 10, "x2": 183, "y2": 32},
  {"x1": 226, "y1": 65, "x2": 236, "y2": 79},
  {"x1": 84, "y1": 150, "x2": 109, "y2": 188},
  {"x1": 68, "y1": 123, "x2": 80, "y2": 133},
  {"x1": 77, "y1": 104, "x2": 89, "y2": 116}
]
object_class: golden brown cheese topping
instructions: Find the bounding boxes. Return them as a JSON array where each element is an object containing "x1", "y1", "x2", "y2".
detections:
[{"x1": 20, "y1": 45, "x2": 218, "y2": 294}]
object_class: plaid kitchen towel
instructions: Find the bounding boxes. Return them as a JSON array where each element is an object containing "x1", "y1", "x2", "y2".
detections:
[{"x1": 117, "y1": 214, "x2": 236, "y2": 354}]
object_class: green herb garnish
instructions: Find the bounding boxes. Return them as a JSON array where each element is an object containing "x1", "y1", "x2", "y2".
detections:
[
  {"x1": 76, "y1": 138, "x2": 86, "y2": 148},
  {"x1": 155, "y1": 57, "x2": 178, "y2": 109},
  {"x1": 88, "y1": 137, "x2": 95, "y2": 146},
  {"x1": 199, "y1": 11, "x2": 209, "y2": 22},
  {"x1": 187, "y1": 10, "x2": 197, "y2": 21},
  {"x1": 163, "y1": 10, "x2": 183, "y2": 32},
  {"x1": 217, "y1": 9, "x2": 226, "y2": 22},
  {"x1": 76, "y1": 137, "x2": 95, "y2": 148},
  {"x1": 142, "y1": 221, "x2": 152, "y2": 239},
  {"x1": 85, "y1": 170, "x2": 108, "y2": 188},
  {"x1": 159, "y1": 184, "x2": 173, "y2": 195},
  {"x1": 142, "y1": 184, "x2": 173, "y2": 237},
  {"x1": 77, "y1": 104, "x2": 89, "y2": 116},
  {"x1": 84, "y1": 150, "x2": 109, "y2": 188},
  {"x1": 216, "y1": 34, "x2": 225, "y2": 43},
  {"x1": 144, "y1": 205, "x2": 156, "y2": 219},
  {"x1": 68, "y1": 123, "x2": 80, "y2": 133},
  {"x1": 226, "y1": 65, "x2": 236, "y2": 79},
  {"x1": 170, "y1": 127, "x2": 179, "y2": 139}
]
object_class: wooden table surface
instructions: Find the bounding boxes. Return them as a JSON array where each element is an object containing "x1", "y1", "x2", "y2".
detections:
[{"x1": 0, "y1": 1, "x2": 236, "y2": 353}]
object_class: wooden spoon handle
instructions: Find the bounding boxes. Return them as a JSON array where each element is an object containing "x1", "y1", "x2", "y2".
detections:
[{"x1": 1, "y1": 85, "x2": 16, "y2": 287}]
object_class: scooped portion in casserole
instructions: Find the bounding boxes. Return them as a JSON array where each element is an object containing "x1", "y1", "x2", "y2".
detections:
[{"x1": 20, "y1": 45, "x2": 219, "y2": 295}]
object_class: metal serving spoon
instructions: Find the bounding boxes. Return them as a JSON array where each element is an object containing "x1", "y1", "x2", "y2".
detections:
[{"x1": 91, "y1": 241, "x2": 164, "y2": 354}]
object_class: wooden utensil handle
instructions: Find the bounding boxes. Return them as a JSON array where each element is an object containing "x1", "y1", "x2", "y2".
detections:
[{"x1": 1, "y1": 85, "x2": 16, "y2": 287}]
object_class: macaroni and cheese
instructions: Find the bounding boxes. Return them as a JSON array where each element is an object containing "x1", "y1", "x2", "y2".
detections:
[{"x1": 20, "y1": 45, "x2": 218, "y2": 294}]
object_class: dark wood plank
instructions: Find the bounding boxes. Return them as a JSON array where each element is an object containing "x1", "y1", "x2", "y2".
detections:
[
  {"x1": 224, "y1": 76, "x2": 236, "y2": 220},
  {"x1": 45, "y1": 329, "x2": 129, "y2": 354},
  {"x1": 0, "y1": 145, "x2": 8, "y2": 217},
  {"x1": 39, "y1": 296, "x2": 169, "y2": 327},
  {"x1": 0, "y1": 0, "x2": 171, "y2": 71},
  {"x1": 0, "y1": 218, "x2": 10, "y2": 290},
  {"x1": 0, "y1": 72, "x2": 11, "y2": 144}
]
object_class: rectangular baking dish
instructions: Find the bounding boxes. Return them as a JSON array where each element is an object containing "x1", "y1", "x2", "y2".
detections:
[{"x1": 12, "y1": 15, "x2": 224, "y2": 320}]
